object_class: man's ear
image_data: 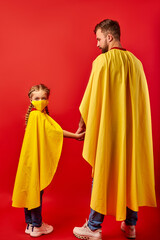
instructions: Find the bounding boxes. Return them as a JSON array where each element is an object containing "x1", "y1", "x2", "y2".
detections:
[{"x1": 107, "y1": 34, "x2": 113, "y2": 42}]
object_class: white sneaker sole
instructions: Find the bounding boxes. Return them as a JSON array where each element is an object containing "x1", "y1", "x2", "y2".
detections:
[
  {"x1": 30, "y1": 228, "x2": 53, "y2": 237},
  {"x1": 73, "y1": 232, "x2": 102, "y2": 240}
]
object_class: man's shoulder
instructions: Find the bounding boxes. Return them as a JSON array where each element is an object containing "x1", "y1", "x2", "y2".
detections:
[
  {"x1": 124, "y1": 50, "x2": 141, "y2": 61},
  {"x1": 92, "y1": 50, "x2": 143, "y2": 69},
  {"x1": 125, "y1": 50, "x2": 143, "y2": 67}
]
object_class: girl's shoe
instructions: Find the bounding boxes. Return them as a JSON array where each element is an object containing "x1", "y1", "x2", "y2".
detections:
[
  {"x1": 30, "y1": 222, "x2": 53, "y2": 237},
  {"x1": 121, "y1": 221, "x2": 136, "y2": 239},
  {"x1": 25, "y1": 223, "x2": 32, "y2": 234}
]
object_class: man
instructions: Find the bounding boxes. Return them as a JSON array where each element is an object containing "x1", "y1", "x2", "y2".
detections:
[{"x1": 73, "y1": 19, "x2": 156, "y2": 239}]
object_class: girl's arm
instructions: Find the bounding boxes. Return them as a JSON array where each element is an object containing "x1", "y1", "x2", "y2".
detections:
[{"x1": 63, "y1": 130, "x2": 85, "y2": 141}]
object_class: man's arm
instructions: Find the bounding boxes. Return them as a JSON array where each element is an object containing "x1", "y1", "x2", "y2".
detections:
[{"x1": 76, "y1": 116, "x2": 86, "y2": 134}]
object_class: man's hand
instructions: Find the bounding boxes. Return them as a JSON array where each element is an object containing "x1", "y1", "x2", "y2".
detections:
[
  {"x1": 76, "y1": 116, "x2": 86, "y2": 134},
  {"x1": 76, "y1": 127, "x2": 85, "y2": 134}
]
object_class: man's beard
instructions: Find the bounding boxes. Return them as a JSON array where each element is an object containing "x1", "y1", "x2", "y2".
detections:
[{"x1": 101, "y1": 45, "x2": 108, "y2": 53}]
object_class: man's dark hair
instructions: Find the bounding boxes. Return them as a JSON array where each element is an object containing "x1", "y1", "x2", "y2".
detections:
[{"x1": 94, "y1": 19, "x2": 121, "y2": 41}]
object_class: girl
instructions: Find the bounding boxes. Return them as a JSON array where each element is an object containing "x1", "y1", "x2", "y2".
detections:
[{"x1": 12, "y1": 84, "x2": 85, "y2": 237}]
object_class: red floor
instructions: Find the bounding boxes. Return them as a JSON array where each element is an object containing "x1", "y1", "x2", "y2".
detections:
[{"x1": 0, "y1": 192, "x2": 159, "y2": 240}]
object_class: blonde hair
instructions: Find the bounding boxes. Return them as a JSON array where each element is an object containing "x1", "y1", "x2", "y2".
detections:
[{"x1": 25, "y1": 84, "x2": 50, "y2": 125}]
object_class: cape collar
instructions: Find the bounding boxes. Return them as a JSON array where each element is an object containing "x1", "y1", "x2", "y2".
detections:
[{"x1": 110, "y1": 47, "x2": 126, "y2": 51}]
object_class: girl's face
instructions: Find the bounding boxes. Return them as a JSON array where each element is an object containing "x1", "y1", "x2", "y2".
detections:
[{"x1": 30, "y1": 89, "x2": 48, "y2": 101}]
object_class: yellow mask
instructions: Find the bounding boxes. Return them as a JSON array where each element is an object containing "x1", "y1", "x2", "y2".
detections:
[{"x1": 32, "y1": 100, "x2": 49, "y2": 111}]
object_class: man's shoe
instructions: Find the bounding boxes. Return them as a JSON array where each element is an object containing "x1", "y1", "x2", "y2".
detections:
[
  {"x1": 25, "y1": 223, "x2": 32, "y2": 234},
  {"x1": 121, "y1": 221, "x2": 136, "y2": 239},
  {"x1": 30, "y1": 222, "x2": 53, "y2": 237},
  {"x1": 73, "y1": 220, "x2": 102, "y2": 240}
]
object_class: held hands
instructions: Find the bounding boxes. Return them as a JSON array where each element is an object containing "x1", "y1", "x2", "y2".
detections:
[
  {"x1": 75, "y1": 131, "x2": 85, "y2": 141},
  {"x1": 75, "y1": 116, "x2": 86, "y2": 141},
  {"x1": 63, "y1": 129, "x2": 85, "y2": 140},
  {"x1": 63, "y1": 116, "x2": 86, "y2": 140}
]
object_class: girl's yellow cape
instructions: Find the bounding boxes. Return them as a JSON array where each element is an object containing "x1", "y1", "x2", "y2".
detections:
[
  {"x1": 12, "y1": 109, "x2": 63, "y2": 210},
  {"x1": 80, "y1": 49, "x2": 157, "y2": 220}
]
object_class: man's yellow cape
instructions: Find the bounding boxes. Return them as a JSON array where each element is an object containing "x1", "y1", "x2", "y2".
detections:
[
  {"x1": 80, "y1": 49, "x2": 157, "y2": 221},
  {"x1": 12, "y1": 102, "x2": 63, "y2": 210}
]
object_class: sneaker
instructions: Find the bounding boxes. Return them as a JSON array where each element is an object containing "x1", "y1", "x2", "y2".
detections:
[
  {"x1": 73, "y1": 220, "x2": 102, "y2": 240},
  {"x1": 25, "y1": 223, "x2": 32, "y2": 234},
  {"x1": 121, "y1": 221, "x2": 136, "y2": 239},
  {"x1": 30, "y1": 222, "x2": 53, "y2": 237}
]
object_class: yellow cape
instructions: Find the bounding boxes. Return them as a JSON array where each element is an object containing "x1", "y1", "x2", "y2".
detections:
[
  {"x1": 12, "y1": 110, "x2": 63, "y2": 210},
  {"x1": 80, "y1": 49, "x2": 157, "y2": 220}
]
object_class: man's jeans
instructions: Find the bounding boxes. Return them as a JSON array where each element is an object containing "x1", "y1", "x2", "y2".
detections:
[
  {"x1": 24, "y1": 191, "x2": 43, "y2": 227},
  {"x1": 88, "y1": 207, "x2": 138, "y2": 231}
]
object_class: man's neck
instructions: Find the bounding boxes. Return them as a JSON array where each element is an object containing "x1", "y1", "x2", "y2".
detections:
[{"x1": 108, "y1": 40, "x2": 122, "y2": 51}]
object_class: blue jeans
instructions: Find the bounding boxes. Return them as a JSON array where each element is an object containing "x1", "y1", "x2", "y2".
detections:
[
  {"x1": 88, "y1": 207, "x2": 138, "y2": 230},
  {"x1": 24, "y1": 191, "x2": 43, "y2": 227}
]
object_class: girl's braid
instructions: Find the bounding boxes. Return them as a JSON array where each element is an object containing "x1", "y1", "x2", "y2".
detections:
[
  {"x1": 25, "y1": 103, "x2": 33, "y2": 126},
  {"x1": 45, "y1": 106, "x2": 49, "y2": 115}
]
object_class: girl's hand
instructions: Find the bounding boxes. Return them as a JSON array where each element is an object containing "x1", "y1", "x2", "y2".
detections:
[{"x1": 75, "y1": 131, "x2": 85, "y2": 141}]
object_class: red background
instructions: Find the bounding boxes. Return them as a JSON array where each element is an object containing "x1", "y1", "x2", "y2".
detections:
[{"x1": 0, "y1": 0, "x2": 159, "y2": 239}]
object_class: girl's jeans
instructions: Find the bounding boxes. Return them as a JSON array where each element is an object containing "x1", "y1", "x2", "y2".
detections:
[
  {"x1": 24, "y1": 190, "x2": 43, "y2": 227},
  {"x1": 88, "y1": 207, "x2": 138, "y2": 231}
]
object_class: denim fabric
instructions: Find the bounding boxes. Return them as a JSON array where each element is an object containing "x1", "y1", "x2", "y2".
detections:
[
  {"x1": 24, "y1": 190, "x2": 43, "y2": 227},
  {"x1": 88, "y1": 208, "x2": 104, "y2": 231},
  {"x1": 125, "y1": 207, "x2": 138, "y2": 226}
]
